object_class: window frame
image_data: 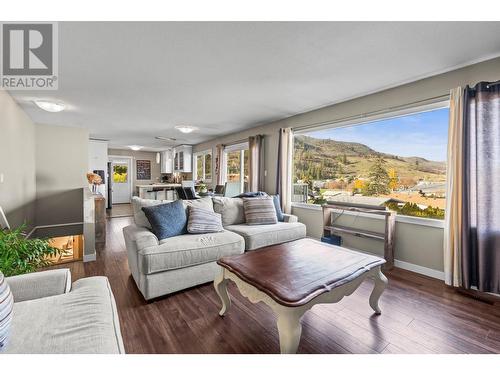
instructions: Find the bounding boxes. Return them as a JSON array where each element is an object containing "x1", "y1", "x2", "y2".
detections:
[
  {"x1": 193, "y1": 149, "x2": 212, "y2": 183},
  {"x1": 291, "y1": 100, "x2": 450, "y2": 222},
  {"x1": 224, "y1": 141, "x2": 249, "y2": 194}
]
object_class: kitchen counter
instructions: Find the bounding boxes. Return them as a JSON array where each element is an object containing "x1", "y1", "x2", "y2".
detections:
[
  {"x1": 136, "y1": 183, "x2": 181, "y2": 188},
  {"x1": 136, "y1": 183, "x2": 181, "y2": 200}
]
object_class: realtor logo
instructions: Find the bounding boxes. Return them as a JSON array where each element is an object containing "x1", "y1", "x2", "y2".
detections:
[{"x1": 0, "y1": 22, "x2": 58, "y2": 89}]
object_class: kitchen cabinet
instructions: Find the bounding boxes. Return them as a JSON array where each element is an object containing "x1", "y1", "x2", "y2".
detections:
[
  {"x1": 160, "y1": 149, "x2": 174, "y2": 174},
  {"x1": 173, "y1": 145, "x2": 192, "y2": 173}
]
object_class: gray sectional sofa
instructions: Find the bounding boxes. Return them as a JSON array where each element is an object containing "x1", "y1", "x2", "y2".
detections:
[
  {"x1": 123, "y1": 196, "x2": 306, "y2": 300},
  {"x1": 3, "y1": 269, "x2": 124, "y2": 354}
]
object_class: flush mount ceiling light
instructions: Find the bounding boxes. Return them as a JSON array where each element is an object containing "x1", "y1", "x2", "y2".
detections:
[
  {"x1": 128, "y1": 145, "x2": 143, "y2": 151},
  {"x1": 174, "y1": 125, "x2": 198, "y2": 134},
  {"x1": 34, "y1": 100, "x2": 66, "y2": 113},
  {"x1": 155, "y1": 136, "x2": 177, "y2": 142}
]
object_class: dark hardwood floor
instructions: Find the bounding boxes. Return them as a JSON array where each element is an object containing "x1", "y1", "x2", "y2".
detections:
[{"x1": 54, "y1": 216, "x2": 500, "y2": 354}]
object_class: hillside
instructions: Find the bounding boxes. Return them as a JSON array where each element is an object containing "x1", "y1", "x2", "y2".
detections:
[{"x1": 294, "y1": 135, "x2": 446, "y2": 183}]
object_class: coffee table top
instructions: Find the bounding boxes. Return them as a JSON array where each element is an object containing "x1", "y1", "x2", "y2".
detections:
[{"x1": 217, "y1": 238, "x2": 385, "y2": 307}]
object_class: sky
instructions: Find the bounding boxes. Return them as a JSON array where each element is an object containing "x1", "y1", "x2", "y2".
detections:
[{"x1": 306, "y1": 107, "x2": 449, "y2": 162}]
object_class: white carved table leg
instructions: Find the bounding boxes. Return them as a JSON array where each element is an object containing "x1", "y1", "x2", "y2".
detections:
[
  {"x1": 214, "y1": 269, "x2": 231, "y2": 316},
  {"x1": 369, "y1": 266, "x2": 388, "y2": 315},
  {"x1": 276, "y1": 309, "x2": 303, "y2": 354}
]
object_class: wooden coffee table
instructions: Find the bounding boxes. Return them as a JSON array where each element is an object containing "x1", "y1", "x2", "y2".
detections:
[{"x1": 214, "y1": 238, "x2": 387, "y2": 354}]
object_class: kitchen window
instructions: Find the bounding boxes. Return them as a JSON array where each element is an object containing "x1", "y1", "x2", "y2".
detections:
[{"x1": 193, "y1": 150, "x2": 212, "y2": 182}]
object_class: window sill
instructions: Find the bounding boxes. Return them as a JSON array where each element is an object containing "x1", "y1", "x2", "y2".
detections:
[{"x1": 291, "y1": 203, "x2": 444, "y2": 229}]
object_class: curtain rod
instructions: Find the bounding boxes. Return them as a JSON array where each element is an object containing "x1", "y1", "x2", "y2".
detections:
[{"x1": 293, "y1": 93, "x2": 450, "y2": 133}]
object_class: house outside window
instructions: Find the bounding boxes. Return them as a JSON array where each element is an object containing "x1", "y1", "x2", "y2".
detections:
[
  {"x1": 193, "y1": 150, "x2": 212, "y2": 182},
  {"x1": 293, "y1": 104, "x2": 449, "y2": 220}
]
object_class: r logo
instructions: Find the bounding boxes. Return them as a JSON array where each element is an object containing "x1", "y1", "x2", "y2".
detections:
[{"x1": 2, "y1": 23, "x2": 53, "y2": 76}]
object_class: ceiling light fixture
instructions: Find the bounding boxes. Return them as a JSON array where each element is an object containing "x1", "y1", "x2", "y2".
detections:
[
  {"x1": 34, "y1": 100, "x2": 66, "y2": 113},
  {"x1": 128, "y1": 145, "x2": 143, "y2": 151},
  {"x1": 155, "y1": 136, "x2": 177, "y2": 142},
  {"x1": 175, "y1": 125, "x2": 197, "y2": 134}
]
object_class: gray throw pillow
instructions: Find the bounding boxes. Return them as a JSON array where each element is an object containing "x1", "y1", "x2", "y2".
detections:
[
  {"x1": 243, "y1": 197, "x2": 278, "y2": 225},
  {"x1": 187, "y1": 206, "x2": 224, "y2": 234},
  {"x1": 131, "y1": 197, "x2": 167, "y2": 229},
  {"x1": 0, "y1": 272, "x2": 13, "y2": 352},
  {"x1": 212, "y1": 197, "x2": 245, "y2": 226}
]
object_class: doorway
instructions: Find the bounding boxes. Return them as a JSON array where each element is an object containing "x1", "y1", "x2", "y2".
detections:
[{"x1": 109, "y1": 157, "x2": 132, "y2": 204}]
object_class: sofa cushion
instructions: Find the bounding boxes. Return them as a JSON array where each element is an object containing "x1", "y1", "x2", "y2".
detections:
[
  {"x1": 224, "y1": 222, "x2": 306, "y2": 251},
  {"x1": 187, "y1": 206, "x2": 223, "y2": 234},
  {"x1": 243, "y1": 197, "x2": 278, "y2": 225},
  {"x1": 142, "y1": 200, "x2": 187, "y2": 240},
  {"x1": 132, "y1": 197, "x2": 166, "y2": 229},
  {"x1": 139, "y1": 231, "x2": 245, "y2": 274},
  {"x1": 132, "y1": 197, "x2": 214, "y2": 229},
  {"x1": 212, "y1": 197, "x2": 245, "y2": 226},
  {"x1": 183, "y1": 197, "x2": 214, "y2": 212},
  {"x1": 4, "y1": 277, "x2": 124, "y2": 354}
]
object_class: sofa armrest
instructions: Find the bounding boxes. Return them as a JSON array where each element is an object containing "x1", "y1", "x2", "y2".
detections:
[
  {"x1": 283, "y1": 214, "x2": 298, "y2": 223},
  {"x1": 6, "y1": 268, "x2": 71, "y2": 302},
  {"x1": 123, "y1": 224, "x2": 159, "y2": 252}
]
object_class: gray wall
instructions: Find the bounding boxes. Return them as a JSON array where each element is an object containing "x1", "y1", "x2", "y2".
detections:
[
  {"x1": 193, "y1": 56, "x2": 500, "y2": 275},
  {"x1": 194, "y1": 56, "x2": 500, "y2": 194},
  {"x1": 35, "y1": 123, "x2": 89, "y2": 226},
  {"x1": 108, "y1": 149, "x2": 162, "y2": 192},
  {"x1": 292, "y1": 206, "x2": 444, "y2": 273},
  {"x1": 0, "y1": 90, "x2": 37, "y2": 228}
]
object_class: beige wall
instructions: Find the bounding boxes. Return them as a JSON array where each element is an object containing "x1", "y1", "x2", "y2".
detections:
[
  {"x1": 0, "y1": 90, "x2": 37, "y2": 228},
  {"x1": 35, "y1": 124, "x2": 89, "y2": 226},
  {"x1": 193, "y1": 56, "x2": 500, "y2": 275},
  {"x1": 108, "y1": 149, "x2": 162, "y2": 192}
]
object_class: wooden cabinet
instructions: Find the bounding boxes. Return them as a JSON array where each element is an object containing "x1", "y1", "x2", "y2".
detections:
[
  {"x1": 94, "y1": 195, "x2": 106, "y2": 245},
  {"x1": 173, "y1": 145, "x2": 192, "y2": 173},
  {"x1": 160, "y1": 149, "x2": 173, "y2": 174}
]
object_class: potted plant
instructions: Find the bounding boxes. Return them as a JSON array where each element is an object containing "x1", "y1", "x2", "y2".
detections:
[
  {"x1": 199, "y1": 182, "x2": 208, "y2": 194},
  {"x1": 0, "y1": 225, "x2": 65, "y2": 277}
]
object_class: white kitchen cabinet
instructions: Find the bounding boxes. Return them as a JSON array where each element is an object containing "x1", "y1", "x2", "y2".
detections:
[
  {"x1": 173, "y1": 145, "x2": 192, "y2": 173},
  {"x1": 160, "y1": 149, "x2": 174, "y2": 174}
]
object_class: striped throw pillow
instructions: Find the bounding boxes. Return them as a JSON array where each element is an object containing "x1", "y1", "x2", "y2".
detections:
[
  {"x1": 187, "y1": 206, "x2": 224, "y2": 234},
  {"x1": 243, "y1": 197, "x2": 278, "y2": 225},
  {"x1": 0, "y1": 272, "x2": 13, "y2": 352}
]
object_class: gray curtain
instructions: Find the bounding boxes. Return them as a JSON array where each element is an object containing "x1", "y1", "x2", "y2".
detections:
[
  {"x1": 248, "y1": 135, "x2": 265, "y2": 192},
  {"x1": 462, "y1": 81, "x2": 500, "y2": 293}
]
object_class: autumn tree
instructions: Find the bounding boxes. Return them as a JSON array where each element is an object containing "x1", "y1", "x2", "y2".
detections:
[
  {"x1": 352, "y1": 179, "x2": 366, "y2": 194},
  {"x1": 388, "y1": 168, "x2": 399, "y2": 191}
]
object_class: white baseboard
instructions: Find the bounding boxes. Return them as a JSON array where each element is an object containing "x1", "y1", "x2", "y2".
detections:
[
  {"x1": 394, "y1": 259, "x2": 445, "y2": 280},
  {"x1": 83, "y1": 253, "x2": 96, "y2": 262}
]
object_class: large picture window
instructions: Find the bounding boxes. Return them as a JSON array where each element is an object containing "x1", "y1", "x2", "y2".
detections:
[
  {"x1": 193, "y1": 150, "x2": 212, "y2": 182},
  {"x1": 293, "y1": 106, "x2": 449, "y2": 219}
]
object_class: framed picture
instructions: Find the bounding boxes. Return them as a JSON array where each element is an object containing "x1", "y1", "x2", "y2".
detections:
[{"x1": 136, "y1": 160, "x2": 151, "y2": 180}]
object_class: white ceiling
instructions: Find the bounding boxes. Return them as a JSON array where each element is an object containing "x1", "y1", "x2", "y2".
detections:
[{"x1": 10, "y1": 22, "x2": 500, "y2": 150}]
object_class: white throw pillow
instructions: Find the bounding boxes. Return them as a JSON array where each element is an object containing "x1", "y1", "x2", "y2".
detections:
[{"x1": 0, "y1": 272, "x2": 13, "y2": 352}]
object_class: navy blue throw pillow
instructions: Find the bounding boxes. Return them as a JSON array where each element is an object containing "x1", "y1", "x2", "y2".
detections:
[
  {"x1": 141, "y1": 200, "x2": 187, "y2": 240},
  {"x1": 235, "y1": 191, "x2": 268, "y2": 198},
  {"x1": 272, "y1": 194, "x2": 285, "y2": 222}
]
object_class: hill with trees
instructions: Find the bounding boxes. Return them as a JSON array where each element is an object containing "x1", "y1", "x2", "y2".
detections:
[{"x1": 293, "y1": 135, "x2": 446, "y2": 185}]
